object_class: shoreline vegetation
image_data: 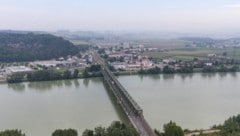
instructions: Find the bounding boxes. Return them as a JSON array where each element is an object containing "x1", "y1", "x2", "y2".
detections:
[
  {"x1": 5, "y1": 64, "x2": 239, "y2": 84},
  {"x1": 1, "y1": 114, "x2": 240, "y2": 136}
]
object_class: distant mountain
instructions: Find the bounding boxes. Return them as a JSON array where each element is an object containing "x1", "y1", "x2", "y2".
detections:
[{"x1": 0, "y1": 33, "x2": 79, "y2": 62}]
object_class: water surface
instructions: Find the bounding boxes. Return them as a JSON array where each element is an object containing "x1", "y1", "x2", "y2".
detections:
[
  {"x1": 1, "y1": 73, "x2": 240, "y2": 135},
  {"x1": 0, "y1": 78, "x2": 121, "y2": 136},
  {"x1": 118, "y1": 72, "x2": 240, "y2": 130}
]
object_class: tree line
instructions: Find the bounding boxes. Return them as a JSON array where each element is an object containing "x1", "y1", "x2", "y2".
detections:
[
  {"x1": 6, "y1": 115, "x2": 240, "y2": 136},
  {"x1": 7, "y1": 69, "x2": 79, "y2": 83},
  {"x1": 137, "y1": 65, "x2": 239, "y2": 75},
  {"x1": 0, "y1": 121, "x2": 184, "y2": 136},
  {"x1": 138, "y1": 65, "x2": 193, "y2": 75},
  {"x1": 0, "y1": 121, "x2": 137, "y2": 136},
  {"x1": 7, "y1": 64, "x2": 102, "y2": 83}
]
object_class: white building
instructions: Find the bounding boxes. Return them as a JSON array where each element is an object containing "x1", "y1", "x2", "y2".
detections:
[
  {"x1": 6, "y1": 66, "x2": 33, "y2": 75},
  {"x1": 111, "y1": 62, "x2": 126, "y2": 70}
]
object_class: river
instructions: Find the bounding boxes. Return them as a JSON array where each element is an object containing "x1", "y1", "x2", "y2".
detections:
[
  {"x1": 0, "y1": 73, "x2": 240, "y2": 135},
  {"x1": 117, "y1": 72, "x2": 240, "y2": 131},
  {"x1": 0, "y1": 78, "x2": 124, "y2": 136}
]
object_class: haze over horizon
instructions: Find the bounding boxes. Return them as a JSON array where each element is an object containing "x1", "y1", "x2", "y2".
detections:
[{"x1": 1, "y1": 0, "x2": 240, "y2": 34}]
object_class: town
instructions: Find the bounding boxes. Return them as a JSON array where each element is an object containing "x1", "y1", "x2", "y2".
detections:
[{"x1": 1, "y1": 40, "x2": 240, "y2": 84}]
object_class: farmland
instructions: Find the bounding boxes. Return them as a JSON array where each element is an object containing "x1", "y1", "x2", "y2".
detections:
[{"x1": 145, "y1": 47, "x2": 240, "y2": 61}]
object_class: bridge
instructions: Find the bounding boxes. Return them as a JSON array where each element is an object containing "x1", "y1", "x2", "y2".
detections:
[{"x1": 93, "y1": 52, "x2": 155, "y2": 136}]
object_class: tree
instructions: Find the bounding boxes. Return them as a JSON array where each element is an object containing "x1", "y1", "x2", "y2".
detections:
[
  {"x1": 203, "y1": 66, "x2": 217, "y2": 73},
  {"x1": 193, "y1": 57, "x2": 199, "y2": 61},
  {"x1": 177, "y1": 66, "x2": 193, "y2": 73},
  {"x1": 82, "y1": 121, "x2": 138, "y2": 136},
  {"x1": 0, "y1": 129, "x2": 25, "y2": 136},
  {"x1": 87, "y1": 65, "x2": 101, "y2": 72},
  {"x1": 106, "y1": 121, "x2": 138, "y2": 136},
  {"x1": 219, "y1": 114, "x2": 240, "y2": 136},
  {"x1": 147, "y1": 67, "x2": 161, "y2": 74},
  {"x1": 108, "y1": 65, "x2": 116, "y2": 72},
  {"x1": 163, "y1": 66, "x2": 175, "y2": 74},
  {"x1": 98, "y1": 49, "x2": 105, "y2": 54},
  {"x1": 83, "y1": 69, "x2": 89, "y2": 77},
  {"x1": 230, "y1": 65, "x2": 239, "y2": 72},
  {"x1": 163, "y1": 121, "x2": 184, "y2": 136},
  {"x1": 219, "y1": 65, "x2": 228, "y2": 72},
  {"x1": 26, "y1": 70, "x2": 62, "y2": 81},
  {"x1": 52, "y1": 129, "x2": 78, "y2": 136},
  {"x1": 223, "y1": 52, "x2": 227, "y2": 57},
  {"x1": 82, "y1": 129, "x2": 94, "y2": 136},
  {"x1": 63, "y1": 70, "x2": 72, "y2": 79},
  {"x1": 94, "y1": 126, "x2": 107, "y2": 136},
  {"x1": 119, "y1": 56, "x2": 125, "y2": 62},
  {"x1": 73, "y1": 69, "x2": 79, "y2": 78}
]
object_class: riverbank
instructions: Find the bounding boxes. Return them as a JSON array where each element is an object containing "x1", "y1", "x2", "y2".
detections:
[{"x1": 4, "y1": 68, "x2": 240, "y2": 84}]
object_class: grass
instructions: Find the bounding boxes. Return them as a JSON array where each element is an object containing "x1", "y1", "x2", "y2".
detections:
[
  {"x1": 145, "y1": 47, "x2": 240, "y2": 61},
  {"x1": 55, "y1": 68, "x2": 67, "y2": 73},
  {"x1": 140, "y1": 39, "x2": 189, "y2": 49},
  {"x1": 78, "y1": 68, "x2": 85, "y2": 73}
]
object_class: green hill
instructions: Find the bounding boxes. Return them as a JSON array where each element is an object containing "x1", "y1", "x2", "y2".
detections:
[{"x1": 0, "y1": 33, "x2": 79, "y2": 62}]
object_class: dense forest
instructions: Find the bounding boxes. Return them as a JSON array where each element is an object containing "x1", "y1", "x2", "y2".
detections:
[{"x1": 0, "y1": 33, "x2": 79, "y2": 62}]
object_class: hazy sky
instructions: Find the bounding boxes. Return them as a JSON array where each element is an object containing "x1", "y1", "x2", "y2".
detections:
[{"x1": 0, "y1": 0, "x2": 240, "y2": 33}]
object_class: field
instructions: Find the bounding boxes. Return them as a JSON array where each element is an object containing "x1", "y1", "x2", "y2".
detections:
[
  {"x1": 136, "y1": 39, "x2": 189, "y2": 49},
  {"x1": 145, "y1": 48, "x2": 240, "y2": 61}
]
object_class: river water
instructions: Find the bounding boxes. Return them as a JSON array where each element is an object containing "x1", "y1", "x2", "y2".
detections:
[
  {"x1": 0, "y1": 73, "x2": 240, "y2": 135},
  {"x1": 0, "y1": 78, "x2": 123, "y2": 136},
  {"x1": 117, "y1": 72, "x2": 240, "y2": 131}
]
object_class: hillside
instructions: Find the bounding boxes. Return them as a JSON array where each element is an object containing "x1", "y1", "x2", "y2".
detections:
[{"x1": 0, "y1": 33, "x2": 79, "y2": 62}]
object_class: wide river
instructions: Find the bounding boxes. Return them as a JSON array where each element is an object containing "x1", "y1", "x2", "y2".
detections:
[{"x1": 0, "y1": 72, "x2": 240, "y2": 135}]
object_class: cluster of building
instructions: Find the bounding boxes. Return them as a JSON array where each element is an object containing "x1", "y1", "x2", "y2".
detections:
[
  {"x1": 99, "y1": 44, "x2": 239, "y2": 72},
  {"x1": 102, "y1": 46, "x2": 155, "y2": 71},
  {"x1": 0, "y1": 52, "x2": 94, "y2": 79}
]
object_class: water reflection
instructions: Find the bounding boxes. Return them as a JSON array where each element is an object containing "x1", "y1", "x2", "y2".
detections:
[
  {"x1": 138, "y1": 75, "x2": 144, "y2": 82},
  {"x1": 200, "y1": 72, "x2": 238, "y2": 80},
  {"x1": 91, "y1": 77, "x2": 103, "y2": 84},
  {"x1": 138, "y1": 74, "x2": 160, "y2": 82},
  {"x1": 83, "y1": 78, "x2": 90, "y2": 88},
  {"x1": 178, "y1": 73, "x2": 193, "y2": 81},
  {"x1": 8, "y1": 83, "x2": 26, "y2": 92},
  {"x1": 55, "y1": 80, "x2": 64, "y2": 87},
  {"x1": 73, "y1": 79, "x2": 80, "y2": 88},
  {"x1": 200, "y1": 73, "x2": 215, "y2": 79},
  {"x1": 162, "y1": 74, "x2": 175, "y2": 80},
  {"x1": 63, "y1": 80, "x2": 72, "y2": 87},
  {"x1": 28, "y1": 81, "x2": 61, "y2": 91},
  {"x1": 148, "y1": 74, "x2": 160, "y2": 80},
  {"x1": 218, "y1": 72, "x2": 228, "y2": 80},
  {"x1": 229, "y1": 72, "x2": 238, "y2": 79},
  {"x1": 7, "y1": 79, "x2": 81, "y2": 92}
]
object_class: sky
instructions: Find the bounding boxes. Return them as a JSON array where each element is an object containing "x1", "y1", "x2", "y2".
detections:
[{"x1": 0, "y1": 0, "x2": 240, "y2": 33}]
